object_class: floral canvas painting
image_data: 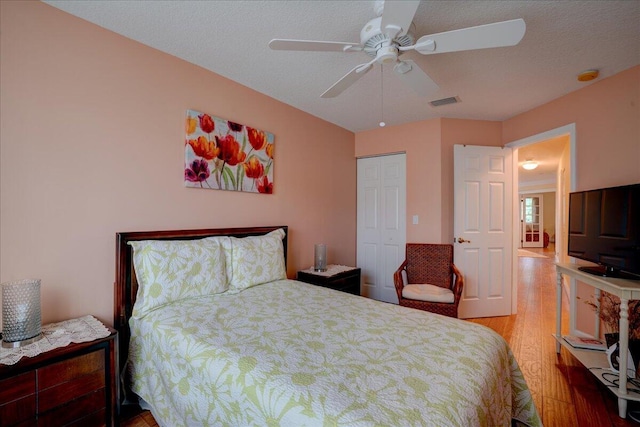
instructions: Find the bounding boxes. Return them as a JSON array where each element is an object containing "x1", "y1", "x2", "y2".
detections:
[{"x1": 185, "y1": 109, "x2": 274, "y2": 194}]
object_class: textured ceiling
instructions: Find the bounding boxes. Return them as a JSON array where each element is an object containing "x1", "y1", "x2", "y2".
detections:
[{"x1": 43, "y1": 0, "x2": 640, "y2": 134}]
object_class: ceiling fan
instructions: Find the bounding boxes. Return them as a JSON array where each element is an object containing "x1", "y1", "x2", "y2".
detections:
[{"x1": 269, "y1": 0, "x2": 526, "y2": 98}]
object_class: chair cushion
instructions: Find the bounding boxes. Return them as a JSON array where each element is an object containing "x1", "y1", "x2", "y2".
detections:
[{"x1": 402, "y1": 284, "x2": 454, "y2": 303}]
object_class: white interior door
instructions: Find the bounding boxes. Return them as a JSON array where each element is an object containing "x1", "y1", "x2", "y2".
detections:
[
  {"x1": 357, "y1": 154, "x2": 406, "y2": 303},
  {"x1": 521, "y1": 194, "x2": 544, "y2": 248},
  {"x1": 454, "y1": 145, "x2": 513, "y2": 318}
]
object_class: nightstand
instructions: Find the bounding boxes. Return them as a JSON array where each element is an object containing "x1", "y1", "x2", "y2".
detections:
[
  {"x1": 0, "y1": 328, "x2": 118, "y2": 427},
  {"x1": 297, "y1": 265, "x2": 361, "y2": 296}
]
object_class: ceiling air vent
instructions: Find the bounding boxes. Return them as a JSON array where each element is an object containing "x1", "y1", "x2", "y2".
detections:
[{"x1": 429, "y1": 96, "x2": 460, "y2": 107}]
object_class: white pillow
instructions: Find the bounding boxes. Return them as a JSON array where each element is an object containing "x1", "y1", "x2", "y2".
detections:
[
  {"x1": 224, "y1": 228, "x2": 286, "y2": 292},
  {"x1": 129, "y1": 237, "x2": 228, "y2": 318},
  {"x1": 402, "y1": 284, "x2": 454, "y2": 303}
]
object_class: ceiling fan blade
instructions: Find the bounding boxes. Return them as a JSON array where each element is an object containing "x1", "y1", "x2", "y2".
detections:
[
  {"x1": 269, "y1": 39, "x2": 362, "y2": 52},
  {"x1": 321, "y1": 61, "x2": 374, "y2": 98},
  {"x1": 393, "y1": 60, "x2": 439, "y2": 97},
  {"x1": 411, "y1": 18, "x2": 526, "y2": 55},
  {"x1": 380, "y1": 0, "x2": 420, "y2": 38}
]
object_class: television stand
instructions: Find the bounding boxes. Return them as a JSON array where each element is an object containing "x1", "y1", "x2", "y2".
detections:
[
  {"x1": 578, "y1": 265, "x2": 640, "y2": 281},
  {"x1": 555, "y1": 262, "x2": 640, "y2": 418}
]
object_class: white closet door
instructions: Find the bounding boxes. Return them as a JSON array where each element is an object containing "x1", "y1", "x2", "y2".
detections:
[{"x1": 357, "y1": 154, "x2": 406, "y2": 303}]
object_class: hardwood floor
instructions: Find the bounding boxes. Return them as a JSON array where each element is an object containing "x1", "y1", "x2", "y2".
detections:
[
  {"x1": 121, "y1": 244, "x2": 639, "y2": 426},
  {"x1": 120, "y1": 404, "x2": 159, "y2": 427},
  {"x1": 470, "y1": 244, "x2": 638, "y2": 427}
]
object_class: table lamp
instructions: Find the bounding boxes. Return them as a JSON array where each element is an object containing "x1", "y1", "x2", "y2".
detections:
[
  {"x1": 1, "y1": 279, "x2": 43, "y2": 348},
  {"x1": 314, "y1": 244, "x2": 327, "y2": 272}
]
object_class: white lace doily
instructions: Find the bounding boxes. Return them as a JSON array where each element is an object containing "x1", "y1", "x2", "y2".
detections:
[
  {"x1": 0, "y1": 315, "x2": 111, "y2": 366},
  {"x1": 300, "y1": 264, "x2": 358, "y2": 277}
]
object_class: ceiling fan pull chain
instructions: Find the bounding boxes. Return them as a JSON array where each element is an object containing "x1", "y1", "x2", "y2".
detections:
[{"x1": 380, "y1": 65, "x2": 386, "y2": 127}]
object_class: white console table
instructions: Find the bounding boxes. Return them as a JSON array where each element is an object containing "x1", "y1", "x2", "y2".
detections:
[{"x1": 555, "y1": 262, "x2": 640, "y2": 418}]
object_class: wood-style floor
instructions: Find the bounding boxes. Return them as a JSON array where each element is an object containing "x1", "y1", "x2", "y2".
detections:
[
  {"x1": 121, "y1": 245, "x2": 639, "y2": 426},
  {"x1": 469, "y1": 244, "x2": 638, "y2": 427}
]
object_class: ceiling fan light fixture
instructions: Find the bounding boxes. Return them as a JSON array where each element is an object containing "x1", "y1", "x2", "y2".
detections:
[
  {"x1": 375, "y1": 45, "x2": 398, "y2": 64},
  {"x1": 522, "y1": 160, "x2": 538, "y2": 170}
]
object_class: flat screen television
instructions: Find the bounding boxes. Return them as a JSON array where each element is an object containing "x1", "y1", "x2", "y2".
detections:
[{"x1": 568, "y1": 183, "x2": 640, "y2": 280}]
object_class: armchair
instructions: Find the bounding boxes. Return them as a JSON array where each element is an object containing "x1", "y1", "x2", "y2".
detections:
[{"x1": 393, "y1": 243, "x2": 464, "y2": 318}]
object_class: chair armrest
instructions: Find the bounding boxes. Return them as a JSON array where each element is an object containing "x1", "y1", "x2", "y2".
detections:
[
  {"x1": 393, "y1": 260, "x2": 408, "y2": 301},
  {"x1": 451, "y1": 263, "x2": 464, "y2": 304}
]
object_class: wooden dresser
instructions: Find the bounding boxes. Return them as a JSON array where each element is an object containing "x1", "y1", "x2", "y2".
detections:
[{"x1": 0, "y1": 329, "x2": 118, "y2": 427}]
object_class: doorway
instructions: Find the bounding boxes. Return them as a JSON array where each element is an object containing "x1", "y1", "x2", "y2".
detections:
[
  {"x1": 507, "y1": 123, "x2": 576, "y2": 313},
  {"x1": 521, "y1": 194, "x2": 544, "y2": 248}
]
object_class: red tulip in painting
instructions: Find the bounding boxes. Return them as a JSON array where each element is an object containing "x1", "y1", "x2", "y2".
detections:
[{"x1": 184, "y1": 110, "x2": 275, "y2": 193}]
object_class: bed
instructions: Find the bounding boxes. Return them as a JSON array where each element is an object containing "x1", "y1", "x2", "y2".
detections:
[{"x1": 114, "y1": 226, "x2": 541, "y2": 427}]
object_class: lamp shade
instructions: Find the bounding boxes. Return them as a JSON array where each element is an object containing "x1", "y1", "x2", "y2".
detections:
[
  {"x1": 2, "y1": 279, "x2": 43, "y2": 348},
  {"x1": 522, "y1": 160, "x2": 538, "y2": 170}
]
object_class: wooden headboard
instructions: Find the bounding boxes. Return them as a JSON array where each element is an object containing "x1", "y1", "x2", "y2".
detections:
[{"x1": 114, "y1": 225, "x2": 288, "y2": 360}]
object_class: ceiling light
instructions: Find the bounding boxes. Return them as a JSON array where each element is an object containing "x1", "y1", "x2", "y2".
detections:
[
  {"x1": 522, "y1": 160, "x2": 538, "y2": 170},
  {"x1": 578, "y1": 69, "x2": 599, "y2": 82}
]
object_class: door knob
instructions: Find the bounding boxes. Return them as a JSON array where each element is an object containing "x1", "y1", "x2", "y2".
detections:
[{"x1": 456, "y1": 237, "x2": 471, "y2": 243}]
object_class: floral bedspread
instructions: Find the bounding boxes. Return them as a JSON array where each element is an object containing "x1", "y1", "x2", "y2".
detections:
[{"x1": 129, "y1": 280, "x2": 541, "y2": 426}]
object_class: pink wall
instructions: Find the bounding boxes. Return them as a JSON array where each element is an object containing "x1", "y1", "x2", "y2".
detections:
[
  {"x1": 356, "y1": 66, "x2": 638, "y2": 246},
  {"x1": 355, "y1": 119, "x2": 442, "y2": 243},
  {"x1": 0, "y1": 2, "x2": 356, "y2": 327},
  {"x1": 503, "y1": 65, "x2": 640, "y2": 190},
  {"x1": 355, "y1": 118, "x2": 501, "y2": 244},
  {"x1": 504, "y1": 66, "x2": 639, "y2": 337}
]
